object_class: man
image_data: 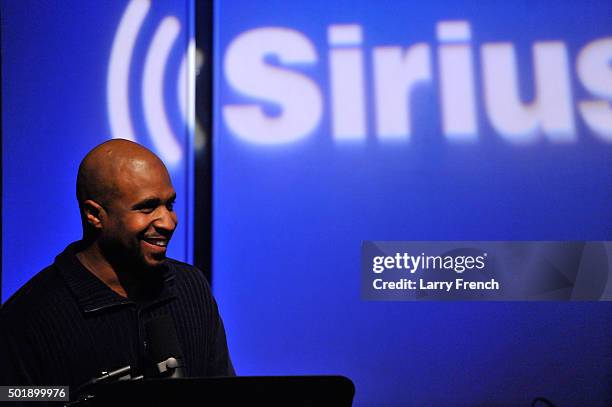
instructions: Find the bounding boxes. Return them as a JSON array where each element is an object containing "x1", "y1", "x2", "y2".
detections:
[{"x1": 0, "y1": 139, "x2": 234, "y2": 393}]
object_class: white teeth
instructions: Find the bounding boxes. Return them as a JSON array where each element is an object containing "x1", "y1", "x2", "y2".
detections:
[{"x1": 145, "y1": 239, "x2": 167, "y2": 247}]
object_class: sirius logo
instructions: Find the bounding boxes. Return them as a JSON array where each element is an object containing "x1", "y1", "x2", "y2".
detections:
[
  {"x1": 106, "y1": 0, "x2": 202, "y2": 166},
  {"x1": 222, "y1": 21, "x2": 612, "y2": 145}
]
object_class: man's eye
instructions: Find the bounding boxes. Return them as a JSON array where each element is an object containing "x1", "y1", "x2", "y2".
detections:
[
  {"x1": 167, "y1": 202, "x2": 175, "y2": 211},
  {"x1": 139, "y1": 207, "x2": 155, "y2": 214}
]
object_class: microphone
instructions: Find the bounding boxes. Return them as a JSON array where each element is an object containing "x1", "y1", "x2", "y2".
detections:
[
  {"x1": 70, "y1": 365, "x2": 143, "y2": 406},
  {"x1": 90, "y1": 365, "x2": 137, "y2": 383},
  {"x1": 145, "y1": 314, "x2": 185, "y2": 378}
]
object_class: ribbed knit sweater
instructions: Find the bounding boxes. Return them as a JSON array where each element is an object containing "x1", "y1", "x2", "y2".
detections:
[{"x1": 0, "y1": 242, "x2": 235, "y2": 401}]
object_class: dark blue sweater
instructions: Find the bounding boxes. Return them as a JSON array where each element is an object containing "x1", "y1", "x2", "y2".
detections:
[{"x1": 0, "y1": 242, "x2": 234, "y2": 401}]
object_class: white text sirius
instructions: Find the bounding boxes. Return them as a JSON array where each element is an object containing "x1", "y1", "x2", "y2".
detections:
[{"x1": 221, "y1": 21, "x2": 612, "y2": 145}]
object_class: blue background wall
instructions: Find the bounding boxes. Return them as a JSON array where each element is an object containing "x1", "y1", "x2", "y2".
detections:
[
  {"x1": 2, "y1": 0, "x2": 195, "y2": 300},
  {"x1": 212, "y1": 1, "x2": 612, "y2": 405},
  {"x1": 2, "y1": 0, "x2": 611, "y2": 406}
]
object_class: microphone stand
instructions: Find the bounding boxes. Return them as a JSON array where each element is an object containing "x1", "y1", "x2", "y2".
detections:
[{"x1": 66, "y1": 365, "x2": 143, "y2": 406}]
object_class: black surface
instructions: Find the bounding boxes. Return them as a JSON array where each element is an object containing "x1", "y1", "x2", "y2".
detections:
[{"x1": 87, "y1": 376, "x2": 355, "y2": 406}]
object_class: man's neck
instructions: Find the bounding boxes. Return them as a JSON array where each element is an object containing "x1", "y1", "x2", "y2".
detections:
[{"x1": 76, "y1": 242, "x2": 128, "y2": 298}]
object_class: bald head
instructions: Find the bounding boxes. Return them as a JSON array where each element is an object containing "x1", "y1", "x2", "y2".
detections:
[
  {"x1": 76, "y1": 139, "x2": 169, "y2": 214},
  {"x1": 76, "y1": 139, "x2": 177, "y2": 272}
]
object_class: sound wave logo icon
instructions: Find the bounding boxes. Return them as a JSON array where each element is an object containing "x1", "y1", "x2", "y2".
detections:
[{"x1": 106, "y1": 0, "x2": 201, "y2": 166}]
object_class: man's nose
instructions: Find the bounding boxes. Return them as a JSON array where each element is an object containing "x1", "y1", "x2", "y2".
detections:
[{"x1": 154, "y1": 207, "x2": 178, "y2": 232}]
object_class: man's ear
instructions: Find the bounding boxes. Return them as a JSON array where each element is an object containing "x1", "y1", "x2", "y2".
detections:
[{"x1": 82, "y1": 200, "x2": 106, "y2": 229}]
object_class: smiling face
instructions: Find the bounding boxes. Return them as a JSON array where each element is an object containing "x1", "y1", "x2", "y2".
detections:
[{"x1": 99, "y1": 156, "x2": 178, "y2": 271}]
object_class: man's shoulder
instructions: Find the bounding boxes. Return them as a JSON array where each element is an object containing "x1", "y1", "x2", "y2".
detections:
[
  {"x1": 1, "y1": 265, "x2": 67, "y2": 322},
  {"x1": 165, "y1": 258, "x2": 213, "y2": 293},
  {"x1": 165, "y1": 258, "x2": 200, "y2": 273}
]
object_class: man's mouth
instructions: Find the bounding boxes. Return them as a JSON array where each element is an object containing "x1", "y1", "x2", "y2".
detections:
[{"x1": 142, "y1": 237, "x2": 169, "y2": 247}]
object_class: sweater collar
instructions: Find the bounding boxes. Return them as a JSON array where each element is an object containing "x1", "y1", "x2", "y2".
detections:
[{"x1": 55, "y1": 241, "x2": 176, "y2": 313}]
